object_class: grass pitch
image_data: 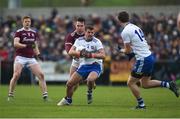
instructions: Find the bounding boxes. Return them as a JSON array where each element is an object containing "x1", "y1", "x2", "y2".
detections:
[{"x1": 0, "y1": 85, "x2": 180, "y2": 118}]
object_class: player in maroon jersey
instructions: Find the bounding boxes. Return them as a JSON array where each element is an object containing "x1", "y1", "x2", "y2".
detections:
[
  {"x1": 65, "y1": 17, "x2": 85, "y2": 78},
  {"x1": 7, "y1": 16, "x2": 49, "y2": 101},
  {"x1": 65, "y1": 17, "x2": 85, "y2": 92}
]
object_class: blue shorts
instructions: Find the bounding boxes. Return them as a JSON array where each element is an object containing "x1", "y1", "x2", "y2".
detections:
[
  {"x1": 77, "y1": 63, "x2": 102, "y2": 80},
  {"x1": 131, "y1": 54, "x2": 155, "y2": 78}
]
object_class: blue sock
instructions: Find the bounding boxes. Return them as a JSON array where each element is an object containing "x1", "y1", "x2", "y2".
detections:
[
  {"x1": 161, "y1": 81, "x2": 170, "y2": 88},
  {"x1": 137, "y1": 97, "x2": 145, "y2": 107},
  {"x1": 65, "y1": 97, "x2": 72, "y2": 103}
]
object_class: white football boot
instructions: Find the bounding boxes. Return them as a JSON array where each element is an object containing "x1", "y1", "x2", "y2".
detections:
[{"x1": 57, "y1": 98, "x2": 71, "y2": 106}]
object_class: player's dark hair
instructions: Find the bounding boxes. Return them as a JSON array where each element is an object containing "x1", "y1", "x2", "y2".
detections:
[
  {"x1": 118, "y1": 11, "x2": 129, "y2": 23},
  {"x1": 22, "y1": 16, "x2": 31, "y2": 21},
  {"x1": 85, "y1": 25, "x2": 94, "y2": 31},
  {"x1": 77, "y1": 17, "x2": 85, "y2": 23}
]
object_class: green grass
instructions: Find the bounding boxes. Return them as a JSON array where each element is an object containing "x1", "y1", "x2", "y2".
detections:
[{"x1": 0, "y1": 85, "x2": 180, "y2": 118}]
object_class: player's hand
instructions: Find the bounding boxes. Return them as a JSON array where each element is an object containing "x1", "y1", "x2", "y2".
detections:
[
  {"x1": 117, "y1": 45, "x2": 122, "y2": 51},
  {"x1": 116, "y1": 45, "x2": 135, "y2": 60},
  {"x1": 26, "y1": 43, "x2": 36, "y2": 49},
  {"x1": 116, "y1": 45, "x2": 124, "y2": 53},
  {"x1": 35, "y1": 54, "x2": 44, "y2": 61}
]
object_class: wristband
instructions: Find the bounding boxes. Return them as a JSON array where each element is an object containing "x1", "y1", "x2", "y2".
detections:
[{"x1": 91, "y1": 53, "x2": 96, "y2": 58}]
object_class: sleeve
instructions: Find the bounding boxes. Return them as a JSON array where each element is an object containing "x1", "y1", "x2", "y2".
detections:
[
  {"x1": 64, "y1": 34, "x2": 73, "y2": 53},
  {"x1": 14, "y1": 31, "x2": 21, "y2": 38},
  {"x1": 121, "y1": 30, "x2": 131, "y2": 43},
  {"x1": 96, "y1": 39, "x2": 104, "y2": 50}
]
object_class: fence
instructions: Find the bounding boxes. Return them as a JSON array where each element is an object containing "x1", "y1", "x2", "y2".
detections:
[{"x1": 0, "y1": 60, "x2": 179, "y2": 85}]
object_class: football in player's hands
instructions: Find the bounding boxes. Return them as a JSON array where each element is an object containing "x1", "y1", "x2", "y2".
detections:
[
  {"x1": 80, "y1": 49, "x2": 88, "y2": 57},
  {"x1": 26, "y1": 43, "x2": 36, "y2": 49},
  {"x1": 84, "y1": 51, "x2": 92, "y2": 58}
]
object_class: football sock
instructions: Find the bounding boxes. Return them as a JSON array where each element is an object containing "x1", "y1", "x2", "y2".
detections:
[
  {"x1": 87, "y1": 90, "x2": 92, "y2": 95},
  {"x1": 87, "y1": 90, "x2": 92, "y2": 94},
  {"x1": 42, "y1": 92, "x2": 48, "y2": 99},
  {"x1": 137, "y1": 97, "x2": 145, "y2": 107},
  {"x1": 161, "y1": 81, "x2": 170, "y2": 88}
]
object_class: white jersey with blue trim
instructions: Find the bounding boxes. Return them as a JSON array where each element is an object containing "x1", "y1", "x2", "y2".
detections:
[
  {"x1": 121, "y1": 23, "x2": 151, "y2": 60},
  {"x1": 73, "y1": 36, "x2": 103, "y2": 66}
]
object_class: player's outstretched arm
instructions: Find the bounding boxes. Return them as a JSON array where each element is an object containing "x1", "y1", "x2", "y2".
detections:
[
  {"x1": 33, "y1": 41, "x2": 40, "y2": 55},
  {"x1": 33, "y1": 41, "x2": 44, "y2": 61}
]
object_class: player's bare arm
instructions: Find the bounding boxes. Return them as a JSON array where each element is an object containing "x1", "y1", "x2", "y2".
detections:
[
  {"x1": 33, "y1": 41, "x2": 40, "y2": 55},
  {"x1": 68, "y1": 46, "x2": 80, "y2": 58},
  {"x1": 123, "y1": 43, "x2": 132, "y2": 54},
  {"x1": 14, "y1": 37, "x2": 26, "y2": 49},
  {"x1": 91, "y1": 48, "x2": 105, "y2": 59}
]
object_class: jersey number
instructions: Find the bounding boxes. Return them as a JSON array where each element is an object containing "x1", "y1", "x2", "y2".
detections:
[{"x1": 135, "y1": 29, "x2": 144, "y2": 41}]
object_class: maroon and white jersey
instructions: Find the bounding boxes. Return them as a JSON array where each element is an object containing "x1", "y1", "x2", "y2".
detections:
[
  {"x1": 14, "y1": 28, "x2": 39, "y2": 58},
  {"x1": 64, "y1": 31, "x2": 84, "y2": 53}
]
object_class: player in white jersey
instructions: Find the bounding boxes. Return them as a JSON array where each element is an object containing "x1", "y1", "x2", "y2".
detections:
[
  {"x1": 57, "y1": 25, "x2": 105, "y2": 106},
  {"x1": 117, "y1": 11, "x2": 179, "y2": 109}
]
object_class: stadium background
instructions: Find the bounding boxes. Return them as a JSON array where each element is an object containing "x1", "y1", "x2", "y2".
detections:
[
  {"x1": 0, "y1": 0, "x2": 179, "y2": 85},
  {"x1": 0, "y1": 0, "x2": 180, "y2": 118}
]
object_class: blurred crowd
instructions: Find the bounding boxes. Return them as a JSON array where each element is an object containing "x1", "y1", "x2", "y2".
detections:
[{"x1": 0, "y1": 9, "x2": 179, "y2": 62}]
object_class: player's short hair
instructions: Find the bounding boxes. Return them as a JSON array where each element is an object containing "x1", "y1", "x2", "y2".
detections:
[
  {"x1": 22, "y1": 16, "x2": 31, "y2": 21},
  {"x1": 85, "y1": 25, "x2": 94, "y2": 31},
  {"x1": 77, "y1": 17, "x2": 85, "y2": 23},
  {"x1": 118, "y1": 11, "x2": 129, "y2": 23}
]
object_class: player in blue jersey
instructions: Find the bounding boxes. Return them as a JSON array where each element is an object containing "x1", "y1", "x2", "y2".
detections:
[
  {"x1": 117, "y1": 11, "x2": 179, "y2": 109},
  {"x1": 57, "y1": 25, "x2": 105, "y2": 106}
]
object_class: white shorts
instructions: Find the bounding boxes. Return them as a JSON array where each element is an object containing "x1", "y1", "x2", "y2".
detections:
[
  {"x1": 71, "y1": 58, "x2": 80, "y2": 68},
  {"x1": 14, "y1": 56, "x2": 38, "y2": 67}
]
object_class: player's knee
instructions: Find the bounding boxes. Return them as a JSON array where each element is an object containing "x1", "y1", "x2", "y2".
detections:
[
  {"x1": 38, "y1": 72, "x2": 44, "y2": 80},
  {"x1": 66, "y1": 81, "x2": 73, "y2": 88},
  {"x1": 87, "y1": 79, "x2": 94, "y2": 84},
  {"x1": 141, "y1": 82, "x2": 150, "y2": 89},
  {"x1": 127, "y1": 80, "x2": 132, "y2": 87}
]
